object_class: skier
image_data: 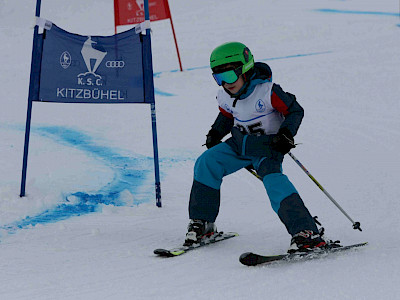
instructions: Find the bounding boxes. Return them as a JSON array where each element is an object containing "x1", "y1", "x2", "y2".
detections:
[{"x1": 184, "y1": 42, "x2": 327, "y2": 253}]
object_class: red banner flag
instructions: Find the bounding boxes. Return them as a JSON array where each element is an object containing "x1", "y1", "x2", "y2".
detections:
[
  {"x1": 114, "y1": 0, "x2": 182, "y2": 71},
  {"x1": 114, "y1": 0, "x2": 171, "y2": 26}
]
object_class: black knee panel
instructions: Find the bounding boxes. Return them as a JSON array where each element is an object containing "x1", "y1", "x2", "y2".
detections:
[
  {"x1": 189, "y1": 180, "x2": 221, "y2": 223},
  {"x1": 277, "y1": 193, "x2": 319, "y2": 235}
]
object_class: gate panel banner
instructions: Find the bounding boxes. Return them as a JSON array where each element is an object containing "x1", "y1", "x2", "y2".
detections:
[
  {"x1": 22, "y1": 0, "x2": 161, "y2": 207},
  {"x1": 114, "y1": 0, "x2": 170, "y2": 26},
  {"x1": 38, "y1": 23, "x2": 153, "y2": 104}
]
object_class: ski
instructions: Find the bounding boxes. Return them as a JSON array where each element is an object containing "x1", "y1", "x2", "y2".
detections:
[
  {"x1": 239, "y1": 242, "x2": 368, "y2": 266},
  {"x1": 154, "y1": 231, "x2": 238, "y2": 257}
]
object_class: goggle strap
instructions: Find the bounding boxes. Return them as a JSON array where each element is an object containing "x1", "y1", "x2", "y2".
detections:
[{"x1": 242, "y1": 58, "x2": 254, "y2": 73}]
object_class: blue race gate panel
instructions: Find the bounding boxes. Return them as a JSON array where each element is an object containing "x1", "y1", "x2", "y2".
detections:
[
  {"x1": 22, "y1": 0, "x2": 160, "y2": 206},
  {"x1": 38, "y1": 24, "x2": 152, "y2": 104}
]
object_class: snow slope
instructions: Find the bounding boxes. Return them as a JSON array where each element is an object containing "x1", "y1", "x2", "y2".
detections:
[{"x1": 0, "y1": 0, "x2": 399, "y2": 299}]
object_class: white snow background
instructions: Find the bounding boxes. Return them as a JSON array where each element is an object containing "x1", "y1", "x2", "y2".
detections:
[{"x1": 0, "y1": 0, "x2": 399, "y2": 299}]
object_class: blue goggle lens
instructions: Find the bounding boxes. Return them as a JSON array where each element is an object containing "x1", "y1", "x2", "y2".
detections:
[{"x1": 212, "y1": 67, "x2": 242, "y2": 86}]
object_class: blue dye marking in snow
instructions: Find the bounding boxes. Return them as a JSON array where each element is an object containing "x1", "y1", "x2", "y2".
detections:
[
  {"x1": 0, "y1": 126, "x2": 154, "y2": 235},
  {"x1": 156, "y1": 51, "x2": 332, "y2": 75},
  {"x1": 152, "y1": 51, "x2": 332, "y2": 97},
  {"x1": 149, "y1": 50, "x2": 331, "y2": 97},
  {"x1": 36, "y1": 126, "x2": 153, "y2": 205},
  {"x1": 259, "y1": 51, "x2": 333, "y2": 62},
  {"x1": 154, "y1": 87, "x2": 175, "y2": 96},
  {"x1": 2, "y1": 200, "x2": 98, "y2": 234},
  {"x1": 315, "y1": 9, "x2": 399, "y2": 17},
  {"x1": 186, "y1": 65, "x2": 209, "y2": 72}
]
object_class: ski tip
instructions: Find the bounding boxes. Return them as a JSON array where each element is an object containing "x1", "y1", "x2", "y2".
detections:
[
  {"x1": 154, "y1": 248, "x2": 166, "y2": 255},
  {"x1": 239, "y1": 252, "x2": 257, "y2": 266},
  {"x1": 154, "y1": 249, "x2": 176, "y2": 257},
  {"x1": 239, "y1": 252, "x2": 253, "y2": 259}
]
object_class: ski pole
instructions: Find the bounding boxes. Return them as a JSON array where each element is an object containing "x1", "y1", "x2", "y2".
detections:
[
  {"x1": 245, "y1": 165, "x2": 263, "y2": 180},
  {"x1": 245, "y1": 155, "x2": 361, "y2": 231},
  {"x1": 287, "y1": 152, "x2": 362, "y2": 231}
]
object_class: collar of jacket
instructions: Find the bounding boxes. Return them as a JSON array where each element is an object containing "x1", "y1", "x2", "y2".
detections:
[{"x1": 226, "y1": 62, "x2": 273, "y2": 102}]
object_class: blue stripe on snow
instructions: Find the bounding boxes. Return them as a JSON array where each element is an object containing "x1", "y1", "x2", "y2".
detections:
[
  {"x1": 154, "y1": 51, "x2": 332, "y2": 78},
  {"x1": 315, "y1": 9, "x2": 399, "y2": 17},
  {"x1": 1, "y1": 126, "x2": 154, "y2": 235},
  {"x1": 152, "y1": 51, "x2": 332, "y2": 96},
  {"x1": 154, "y1": 88, "x2": 175, "y2": 96}
]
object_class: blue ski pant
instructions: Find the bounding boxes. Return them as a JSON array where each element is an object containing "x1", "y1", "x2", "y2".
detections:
[{"x1": 189, "y1": 142, "x2": 318, "y2": 236}]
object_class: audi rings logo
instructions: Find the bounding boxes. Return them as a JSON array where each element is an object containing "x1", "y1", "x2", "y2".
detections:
[{"x1": 106, "y1": 60, "x2": 125, "y2": 68}]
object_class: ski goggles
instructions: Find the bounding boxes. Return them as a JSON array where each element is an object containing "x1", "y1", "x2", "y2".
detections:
[{"x1": 212, "y1": 66, "x2": 243, "y2": 86}]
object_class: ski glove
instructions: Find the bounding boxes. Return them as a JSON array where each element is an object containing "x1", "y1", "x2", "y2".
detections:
[
  {"x1": 271, "y1": 128, "x2": 295, "y2": 154},
  {"x1": 205, "y1": 129, "x2": 222, "y2": 149}
]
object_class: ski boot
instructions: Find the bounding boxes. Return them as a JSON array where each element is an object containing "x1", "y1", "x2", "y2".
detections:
[
  {"x1": 288, "y1": 230, "x2": 327, "y2": 253},
  {"x1": 184, "y1": 219, "x2": 217, "y2": 246}
]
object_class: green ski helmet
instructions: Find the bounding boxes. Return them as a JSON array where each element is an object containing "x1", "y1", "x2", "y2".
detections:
[{"x1": 210, "y1": 42, "x2": 254, "y2": 74}]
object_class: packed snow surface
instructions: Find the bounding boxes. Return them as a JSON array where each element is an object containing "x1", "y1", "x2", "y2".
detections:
[{"x1": 0, "y1": 0, "x2": 399, "y2": 299}]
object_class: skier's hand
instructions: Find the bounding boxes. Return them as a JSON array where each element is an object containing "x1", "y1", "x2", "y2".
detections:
[
  {"x1": 205, "y1": 129, "x2": 222, "y2": 149},
  {"x1": 271, "y1": 128, "x2": 295, "y2": 154}
]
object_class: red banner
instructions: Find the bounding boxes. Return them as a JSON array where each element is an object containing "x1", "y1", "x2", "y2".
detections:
[{"x1": 114, "y1": 0, "x2": 171, "y2": 26}]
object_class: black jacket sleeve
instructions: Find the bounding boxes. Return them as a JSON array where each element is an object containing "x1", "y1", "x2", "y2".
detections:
[
  {"x1": 271, "y1": 84, "x2": 304, "y2": 137},
  {"x1": 209, "y1": 112, "x2": 234, "y2": 140}
]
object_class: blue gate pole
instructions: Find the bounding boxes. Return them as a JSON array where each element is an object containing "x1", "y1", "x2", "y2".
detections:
[
  {"x1": 20, "y1": 0, "x2": 42, "y2": 197},
  {"x1": 151, "y1": 103, "x2": 162, "y2": 207},
  {"x1": 144, "y1": 0, "x2": 162, "y2": 207}
]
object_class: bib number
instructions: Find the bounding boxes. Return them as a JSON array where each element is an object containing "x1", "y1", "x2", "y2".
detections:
[{"x1": 236, "y1": 121, "x2": 265, "y2": 135}]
